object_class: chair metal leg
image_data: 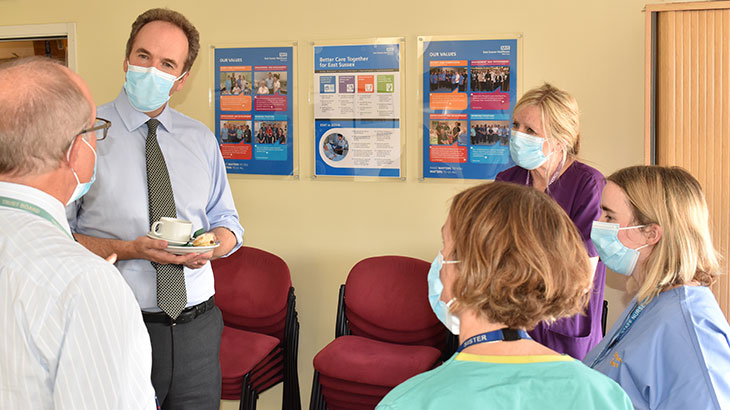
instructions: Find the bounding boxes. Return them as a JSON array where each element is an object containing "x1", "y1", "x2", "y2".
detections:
[
  {"x1": 308, "y1": 370, "x2": 327, "y2": 410},
  {"x1": 249, "y1": 385, "x2": 259, "y2": 410},
  {"x1": 285, "y1": 320, "x2": 301, "y2": 410},
  {"x1": 238, "y1": 373, "x2": 248, "y2": 410},
  {"x1": 335, "y1": 285, "x2": 350, "y2": 338},
  {"x1": 283, "y1": 288, "x2": 302, "y2": 410},
  {"x1": 240, "y1": 373, "x2": 259, "y2": 410}
]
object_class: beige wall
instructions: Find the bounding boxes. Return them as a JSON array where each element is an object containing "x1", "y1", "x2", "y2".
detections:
[{"x1": 1, "y1": 0, "x2": 654, "y2": 408}]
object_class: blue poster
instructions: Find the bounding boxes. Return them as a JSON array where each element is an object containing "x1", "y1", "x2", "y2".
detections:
[
  {"x1": 214, "y1": 46, "x2": 294, "y2": 175},
  {"x1": 422, "y1": 38, "x2": 518, "y2": 180},
  {"x1": 314, "y1": 43, "x2": 402, "y2": 178}
]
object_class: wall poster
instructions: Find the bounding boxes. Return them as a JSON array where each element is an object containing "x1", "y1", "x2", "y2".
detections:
[
  {"x1": 313, "y1": 39, "x2": 404, "y2": 178},
  {"x1": 213, "y1": 44, "x2": 296, "y2": 176},
  {"x1": 420, "y1": 36, "x2": 520, "y2": 180}
]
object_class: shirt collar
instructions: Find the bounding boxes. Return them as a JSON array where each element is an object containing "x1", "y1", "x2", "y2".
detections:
[
  {"x1": 114, "y1": 88, "x2": 174, "y2": 134},
  {"x1": 455, "y1": 353, "x2": 575, "y2": 364},
  {"x1": 0, "y1": 181, "x2": 72, "y2": 236}
]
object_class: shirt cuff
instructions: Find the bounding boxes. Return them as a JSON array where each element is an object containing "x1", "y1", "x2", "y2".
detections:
[{"x1": 213, "y1": 222, "x2": 244, "y2": 257}]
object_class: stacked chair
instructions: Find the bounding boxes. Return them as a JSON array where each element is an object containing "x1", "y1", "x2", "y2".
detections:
[
  {"x1": 309, "y1": 255, "x2": 453, "y2": 410},
  {"x1": 212, "y1": 246, "x2": 301, "y2": 410}
]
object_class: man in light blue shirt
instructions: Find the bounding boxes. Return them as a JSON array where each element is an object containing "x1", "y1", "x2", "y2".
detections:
[{"x1": 66, "y1": 8, "x2": 243, "y2": 410}]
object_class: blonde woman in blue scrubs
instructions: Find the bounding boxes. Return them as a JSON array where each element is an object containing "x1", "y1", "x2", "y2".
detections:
[
  {"x1": 377, "y1": 182, "x2": 632, "y2": 410},
  {"x1": 584, "y1": 166, "x2": 730, "y2": 409}
]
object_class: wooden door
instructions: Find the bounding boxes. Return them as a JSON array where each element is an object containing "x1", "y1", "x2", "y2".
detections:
[{"x1": 646, "y1": 1, "x2": 730, "y2": 320}]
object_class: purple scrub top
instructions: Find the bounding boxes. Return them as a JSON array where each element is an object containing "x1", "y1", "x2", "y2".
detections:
[{"x1": 496, "y1": 161, "x2": 606, "y2": 359}]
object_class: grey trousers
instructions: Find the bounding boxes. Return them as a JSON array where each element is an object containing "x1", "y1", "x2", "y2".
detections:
[{"x1": 144, "y1": 306, "x2": 223, "y2": 410}]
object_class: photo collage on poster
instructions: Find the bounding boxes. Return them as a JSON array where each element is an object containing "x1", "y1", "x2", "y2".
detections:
[
  {"x1": 214, "y1": 46, "x2": 294, "y2": 175},
  {"x1": 422, "y1": 39, "x2": 518, "y2": 180}
]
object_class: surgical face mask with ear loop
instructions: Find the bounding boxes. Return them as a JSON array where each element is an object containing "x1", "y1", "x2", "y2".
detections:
[
  {"x1": 509, "y1": 130, "x2": 555, "y2": 170},
  {"x1": 124, "y1": 62, "x2": 186, "y2": 112},
  {"x1": 66, "y1": 136, "x2": 97, "y2": 205},
  {"x1": 591, "y1": 221, "x2": 649, "y2": 276},
  {"x1": 427, "y1": 252, "x2": 461, "y2": 334}
]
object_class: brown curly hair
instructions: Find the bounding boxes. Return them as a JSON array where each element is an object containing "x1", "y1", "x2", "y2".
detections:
[{"x1": 447, "y1": 182, "x2": 592, "y2": 330}]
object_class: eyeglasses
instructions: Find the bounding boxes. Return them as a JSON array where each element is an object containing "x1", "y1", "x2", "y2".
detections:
[{"x1": 78, "y1": 117, "x2": 111, "y2": 141}]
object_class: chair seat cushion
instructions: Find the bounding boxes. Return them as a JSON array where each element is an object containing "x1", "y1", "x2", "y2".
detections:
[
  {"x1": 319, "y1": 375, "x2": 393, "y2": 397},
  {"x1": 219, "y1": 307, "x2": 287, "y2": 332},
  {"x1": 247, "y1": 351, "x2": 284, "y2": 392},
  {"x1": 314, "y1": 335, "x2": 441, "y2": 387},
  {"x1": 323, "y1": 388, "x2": 383, "y2": 410},
  {"x1": 220, "y1": 326, "x2": 280, "y2": 381}
]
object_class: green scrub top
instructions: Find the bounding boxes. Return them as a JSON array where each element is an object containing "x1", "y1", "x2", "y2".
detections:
[{"x1": 377, "y1": 353, "x2": 634, "y2": 410}]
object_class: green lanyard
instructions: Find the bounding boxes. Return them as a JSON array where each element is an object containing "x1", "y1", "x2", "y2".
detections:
[{"x1": 0, "y1": 196, "x2": 72, "y2": 239}]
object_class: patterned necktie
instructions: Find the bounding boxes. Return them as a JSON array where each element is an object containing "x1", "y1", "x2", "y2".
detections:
[{"x1": 146, "y1": 119, "x2": 187, "y2": 319}]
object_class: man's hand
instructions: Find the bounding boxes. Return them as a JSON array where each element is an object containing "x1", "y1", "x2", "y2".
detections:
[
  {"x1": 130, "y1": 235, "x2": 202, "y2": 266},
  {"x1": 74, "y1": 231, "x2": 232, "y2": 268},
  {"x1": 182, "y1": 250, "x2": 214, "y2": 270},
  {"x1": 181, "y1": 230, "x2": 220, "y2": 269}
]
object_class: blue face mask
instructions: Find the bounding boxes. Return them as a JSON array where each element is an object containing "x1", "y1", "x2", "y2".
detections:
[
  {"x1": 591, "y1": 221, "x2": 649, "y2": 276},
  {"x1": 428, "y1": 252, "x2": 461, "y2": 334},
  {"x1": 509, "y1": 130, "x2": 554, "y2": 170},
  {"x1": 124, "y1": 62, "x2": 186, "y2": 112},
  {"x1": 66, "y1": 136, "x2": 97, "y2": 205}
]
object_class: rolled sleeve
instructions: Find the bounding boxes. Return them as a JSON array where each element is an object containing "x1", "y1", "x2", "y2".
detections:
[{"x1": 206, "y1": 142, "x2": 244, "y2": 256}]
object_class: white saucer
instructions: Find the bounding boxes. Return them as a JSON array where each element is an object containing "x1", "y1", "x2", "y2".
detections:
[
  {"x1": 165, "y1": 242, "x2": 220, "y2": 255},
  {"x1": 146, "y1": 232, "x2": 190, "y2": 246}
]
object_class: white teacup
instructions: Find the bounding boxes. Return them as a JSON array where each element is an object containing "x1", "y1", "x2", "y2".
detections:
[{"x1": 150, "y1": 217, "x2": 193, "y2": 242}]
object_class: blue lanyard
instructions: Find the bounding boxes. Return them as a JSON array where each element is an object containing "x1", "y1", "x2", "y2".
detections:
[
  {"x1": 589, "y1": 301, "x2": 648, "y2": 368},
  {"x1": 0, "y1": 196, "x2": 72, "y2": 239},
  {"x1": 457, "y1": 328, "x2": 531, "y2": 352}
]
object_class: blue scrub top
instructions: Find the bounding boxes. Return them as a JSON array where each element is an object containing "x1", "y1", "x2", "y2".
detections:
[{"x1": 584, "y1": 286, "x2": 730, "y2": 410}]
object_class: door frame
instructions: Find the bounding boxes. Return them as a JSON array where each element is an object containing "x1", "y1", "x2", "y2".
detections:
[{"x1": 0, "y1": 23, "x2": 77, "y2": 70}]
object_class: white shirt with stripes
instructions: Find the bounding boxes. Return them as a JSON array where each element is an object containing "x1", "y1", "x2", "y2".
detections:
[{"x1": 0, "y1": 182, "x2": 156, "y2": 409}]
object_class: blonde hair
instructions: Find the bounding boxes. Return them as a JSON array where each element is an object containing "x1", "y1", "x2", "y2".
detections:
[
  {"x1": 608, "y1": 166, "x2": 720, "y2": 303},
  {"x1": 0, "y1": 57, "x2": 91, "y2": 176},
  {"x1": 447, "y1": 182, "x2": 592, "y2": 330},
  {"x1": 514, "y1": 83, "x2": 581, "y2": 157}
]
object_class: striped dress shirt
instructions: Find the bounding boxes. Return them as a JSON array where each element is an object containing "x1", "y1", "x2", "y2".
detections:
[{"x1": 0, "y1": 182, "x2": 156, "y2": 409}]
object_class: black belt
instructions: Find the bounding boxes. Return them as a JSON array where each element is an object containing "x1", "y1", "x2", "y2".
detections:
[{"x1": 142, "y1": 296, "x2": 215, "y2": 326}]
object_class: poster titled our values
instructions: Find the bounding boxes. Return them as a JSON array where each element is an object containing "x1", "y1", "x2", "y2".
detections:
[
  {"x1": 213, "y1": 46, "x2": 294, "y2": 176},
  {"x1": 313, "y1": 42, "x2": 403, "y2": 178},
  {"x1": 421, "y1": 38, "x2": 518, "y2": 180}
]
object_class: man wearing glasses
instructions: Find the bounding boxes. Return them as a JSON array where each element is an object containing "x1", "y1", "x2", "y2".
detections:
[
  {"x1": 65, "y1": 8, "x2": 243, "y2": 409},
  {"x1": 0, "y1": 57, "x2": 155, "y2": 408}
]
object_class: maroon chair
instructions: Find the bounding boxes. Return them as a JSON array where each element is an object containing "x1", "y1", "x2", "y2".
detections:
[
  {"x1": 212, "y1": 246, "x2": 301, "y2": 410},
  {"x1": 309, "y1": 256, "x2": 450, "y2": 410}
]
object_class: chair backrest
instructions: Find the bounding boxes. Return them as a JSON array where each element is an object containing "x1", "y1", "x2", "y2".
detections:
[
  {"x1": 344, "y1": 255, "x2": 445, "y2": 347},
  {"x1": 212, "y1": 246, "x2": 292, "y2": 338}
]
